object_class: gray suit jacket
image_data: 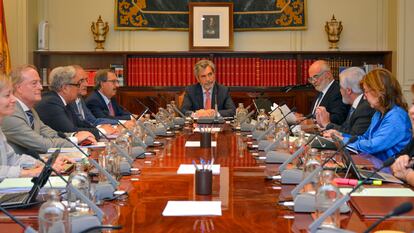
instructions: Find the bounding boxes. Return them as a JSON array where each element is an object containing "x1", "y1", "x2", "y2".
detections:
[{"x1": 1, "y1": 101, "x2": 72, "y2": 154}]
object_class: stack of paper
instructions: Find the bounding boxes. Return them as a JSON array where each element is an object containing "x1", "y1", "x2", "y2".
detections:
[
  {"x1": 162, "y1": 201, "x2": 222, "y2": 216},
  {"x1": 0, "y1": 176, "x2": 68, "y2": 192}
]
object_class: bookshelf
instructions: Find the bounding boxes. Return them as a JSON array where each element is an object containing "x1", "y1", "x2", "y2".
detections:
[{"x1": 33, "y1": 51, "x2": 392, "y2": 114}]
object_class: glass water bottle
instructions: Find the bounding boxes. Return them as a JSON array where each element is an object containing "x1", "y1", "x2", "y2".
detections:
[
  {"x1": 315, "y1": 170, "x2": 341, "y2": 229},
  {"x1": 38, "y1": 189, "x2": 70, "y2": 233}
]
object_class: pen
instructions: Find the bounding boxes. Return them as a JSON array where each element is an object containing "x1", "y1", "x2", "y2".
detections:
[
  {"x1": 200, "y1": 158, "x2": 205, "y2": 170},
  {"x1": 358, "y1": 180, "x2": 382, "y2": 185},
  {"x1": 192, "y1": 160, "x2": 199, "y2": 171}
]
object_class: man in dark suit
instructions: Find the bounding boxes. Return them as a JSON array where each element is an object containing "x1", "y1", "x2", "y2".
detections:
[
  {"x1": 181, "y1": 59, "x2": 236, "y2": 117},
  {"x1": 308, "y1": 60, "x2": 349, "y2": 125},
  {"x1": 316, "y1": 67, "x2": 375, "y2": 136},
  {"x1": 68, "y1": 66, "x2": 119, "y2": 135},
  {"x1": 35, "y1": 66, "x2": 100, "y2": 139},
  {"x1": 85, "y1": 69, "x2": 134, "y2": 124}
]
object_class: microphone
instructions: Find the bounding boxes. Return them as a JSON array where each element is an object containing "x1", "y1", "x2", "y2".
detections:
[
  {"x1": 117, "y1": 119, "x2": 147, "y2": 148},
  {"x1": 0, "y1": 205, "x2": 37, "y2": 233},
  {"x1": 364, "y1": 202, "x2": 413, "y2": 233},
  {"x1": 290, "y1": 137, "x2": 358, "y2": 213},
  {"x1": 29, "y1": 150, "x2": 113, "y2": 232},
  {"x1": 58, "y1": 132, "x2": 119, "y2": 190},
  {"x1": 256, "y1": 106, "x2": 297, "y2": 141},
  {"x1": 309, "y1": 157, "x2": 396, "y2": 233},
  {"x1": 278, "y1": 134, "x2": 318, "y2": 172},
  {"x1": 81, "y1": 121, "x2": 134, "y2": 165}
]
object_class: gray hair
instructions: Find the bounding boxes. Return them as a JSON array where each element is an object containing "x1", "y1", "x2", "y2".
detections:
[
  {"x1": 94, "y1": 69, "x2": 111, "y2": 90},
  {"x1": 49, "y1": 66, "x2": 76, "y2": 92},
  {"x1": 10, "y1": 64, "x2": 38, "y2": 89},
  {"x1": 193, "y1": 59, "x2": 215, "y2": 78},
  {"x1": 339, "y1": 67, "x2": 366, "y2": 94}
]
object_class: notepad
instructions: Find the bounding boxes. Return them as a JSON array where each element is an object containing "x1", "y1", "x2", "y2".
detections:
[
  {"x1": 0, "y1": 176, "x2": 68, "y2": 192},
  {"x1": 47, "y1": 147, "x2": 88, "y2": 154},
  {"x1": 162, "y1": 201, "x2": 222, "y2": 216},
  {"x1": 340, "y1": 188, "x2": 414, "y2": 197},
  {"x1": 185, "y1": 141, "x2": 217, "y2": 147},
  {"x1": 177, "y1": 164, "x2": 220, "y2": 175},
  {"x1": 193, "y1": 127, "x2": 221, "y2": 133}
]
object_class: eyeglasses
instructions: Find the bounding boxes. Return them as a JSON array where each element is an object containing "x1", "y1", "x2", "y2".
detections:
[
  {"x1": 308, "y1": 71, "x2": 326, "y2": 83},
  {"x1": 67, "y1": 78, "x2": 87, "y2": 88},
  {"x1": 105, "y1": 79, "x2": 119, "y2": 84},
  {"x1": 67, "y1": 83, "x2": 81, "y2": 88}
]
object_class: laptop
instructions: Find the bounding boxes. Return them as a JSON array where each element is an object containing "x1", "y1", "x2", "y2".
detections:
[
  {"x1": 340, "y1": 143, "x2": 403, "y2": 184},
  {"x1": 0, "y1": 149, "x2": 60, "y2": 208}
]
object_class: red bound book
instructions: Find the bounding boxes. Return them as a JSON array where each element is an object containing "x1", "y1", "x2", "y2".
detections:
[
  {"x1": 163, "y1": 57, "x2": 168, "y2": 86},
  {"x1": 245, "y1": 58, "x2": 250, "y2": 86},
  {"x1": 221, "y1": 57, "x2": 227, "y2": 86},
  {"x1": 142, "y1": 58, "x2": 147, "y2": 86},
  {"x1": 144, "y1": 58, "x2": 149, "y2": 86},
  {"x1": 177, "y1": 58, "x2": 182, "y2": 86},
  {"x1": 216, "y1": 57, "x2": 222, "y2": 85},
  {"x1": 272, "y1": 59, "x2": 276, "y2": 86},
  {"x1": 234, "y1": 58, "x2": 240, "y2": 86},
  {"x1": 137, "y1": 58, "x2": 142, "y2": 86},
  {"x1": 239, "y1": 58, "x2": 245, "y2": 86},
  {"x1": 136, "y1": 58, "x2": 141, "y2": 86},
  {"x1": 280, "y1": 60, "x2": 285, "y2": 87},
  {"x1": 255, "y1": 58, "x2": 260, "y2": 86},
  {"x1": 292, "y1": 60, "x2": 297, "y2": 85},
  {"x1": 151, "y1": 58, "x2": 156, "y2": 86},
  {"x1": 244, "y1": 58, "x2": 249, "y2": 87},
  {"x1": 167, "y1": 58, "x2": 172, "y2": 86},
  {"x1": 127, "y1": 58, "x2": 132, "y2": 86},
  {"x1": 171, "y1": 58, "x2": 177, "y2": 86}
]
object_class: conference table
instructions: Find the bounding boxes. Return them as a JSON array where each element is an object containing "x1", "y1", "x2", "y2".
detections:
[{"x1": 1, "y1": 123, "x2": 414, "y2": 233}]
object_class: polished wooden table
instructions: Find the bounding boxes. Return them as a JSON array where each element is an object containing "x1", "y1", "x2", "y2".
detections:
[{"x1": 1, "y1": 124, "x2": 414, "y2": 233}]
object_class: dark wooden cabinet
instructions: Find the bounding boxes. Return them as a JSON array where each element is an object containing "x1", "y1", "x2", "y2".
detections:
[{"x1": 33, "y1": 51, "x2": 392, "y2": 114}]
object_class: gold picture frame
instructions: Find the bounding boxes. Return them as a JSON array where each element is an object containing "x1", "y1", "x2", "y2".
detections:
[{"x1": 189, "y1": 2, "x2": 234, "y2": 51}]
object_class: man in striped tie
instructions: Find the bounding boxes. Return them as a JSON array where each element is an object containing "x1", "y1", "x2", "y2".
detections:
[{"x1": 181, "y1": 59, "x2": 236, "y2": 117}]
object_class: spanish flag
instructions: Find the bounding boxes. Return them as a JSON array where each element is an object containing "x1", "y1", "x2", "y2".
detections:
[{"x1": 0, "y1": 0, "x2": 10, "y2": 75}]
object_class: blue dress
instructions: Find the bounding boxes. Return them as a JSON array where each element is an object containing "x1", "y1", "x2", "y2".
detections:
[{"x1": 343, "y1": 105, "x2": 412, "y2": 161}]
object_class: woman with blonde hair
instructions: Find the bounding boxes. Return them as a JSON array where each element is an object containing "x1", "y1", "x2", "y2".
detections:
[
  {"x1": 340, "y1": 68, "x2": 412, "y2": 161},
  {"x1": 0, "y1": 73, "x2": 69, "y2": 181}
]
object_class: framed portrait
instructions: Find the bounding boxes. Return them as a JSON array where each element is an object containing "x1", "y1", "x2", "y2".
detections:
[{"x1": 189, "y1": 2, "x2": 234, "y2": 51}]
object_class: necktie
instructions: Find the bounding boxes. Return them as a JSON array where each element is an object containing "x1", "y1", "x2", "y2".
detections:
[
  {"x1": 77, "y1": 101, "x2": 85, "y2": 120},
  {"x1": 204, "y1": 91, "x2": 211, "y2": 109},
  {"x1": 347, "y1": 107, "x2": 356, "y2": 119},
  {"x1": 312, "y1": 92, "x2": 323, "y2": 114},
  {"x1": 108, "y1": 102, "x2": 115, "y2": 116},
  {"x1": 26, "y1": 110, "x2": 34, "y2": 129}
]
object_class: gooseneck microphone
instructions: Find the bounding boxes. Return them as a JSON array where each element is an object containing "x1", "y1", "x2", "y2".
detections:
[
  {"x1": 291, "y1": 136, "x2": 357, "y2": 197},
  {"x1": 279, "y1": 134, "x2": 318, "y2": 172},
  {"x1": 309, "y1": 157, "x2": 396, "y2": 233},
  {"x1": 57, "y1": 132, "x2": 119, "y2": 189},
  {"x1": 82, "y1": 121, "x2": 134, "y2": 165},
  {"x1": 0, "y1": 205, "x2": 37, "y2": 233},
  {"x1": 256, "y1": 106, "x2": 297, "y2": 141},
  {"x1": 363, "y1": 202, "x2": 413, "y2": 233}
]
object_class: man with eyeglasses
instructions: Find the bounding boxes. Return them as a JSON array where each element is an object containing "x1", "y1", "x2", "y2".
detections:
[
  {"x1": 1, "y1": 65, "x2": 96, "y2": 155},
  {"x1": 35, "y1": 66, "x2": 100, "y2": 139},
  {"x1": 181, "y1": 59, "x2": 236, "y2": 117},
  {"x1": 85, "y1": 69, "x2": 134, "y2": 124},
  {"x1": 67, "y1": 65, "x2": 119, "y2": 135},
  {"x1": 306, "y1": 60, "x2": 349, "y2": 125}
]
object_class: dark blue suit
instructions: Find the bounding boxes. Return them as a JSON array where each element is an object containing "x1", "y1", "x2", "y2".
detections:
[
  {"x1": 68, "y1": 98, "x2": 119, "y2": 126},
  {"x1": 34, "y1": 91, "x2": 100, "y2": 138},
  {"x1": 85, "y1": 90, "x2": 131, "y2": 120},
  {"x1": 181, "y1": 83, "x2": 236, "y2": 117}
]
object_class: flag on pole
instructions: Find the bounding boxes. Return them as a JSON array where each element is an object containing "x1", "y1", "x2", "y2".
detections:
[{"x1": 0, "y1": 0, "x2": 11, "y2": 75}]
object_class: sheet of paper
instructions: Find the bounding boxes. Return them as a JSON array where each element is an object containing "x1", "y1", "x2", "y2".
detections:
[
  {"x1": 41, "y1": 151, "x2": 86, "y2": 162},
  {"x1": 340, "y1": 188, "x2": 414, "y2": 197},
  {"x1": 177, "y1": 164, "x2": 220, "y2": 175},
  {"x1": 48, "y1": 147, "x2": 88, "y2": 154},
  {"x1": 162, "y1": 201, "x2": 222, "y2": 216},
  {"x1": 0, "y1": 176, "x2": 68, "y2": 192},
  {"x1": 193, "y1": 127, "x2": 221, "y2": 133},
  {"x1": 185, "y1": 141, "x2": 217, "y2": 147}
]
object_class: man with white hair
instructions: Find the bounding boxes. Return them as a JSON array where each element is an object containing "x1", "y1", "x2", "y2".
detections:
[
  {"x1": 316, "y1": 67, "x2": 375, "y2": 135},
  {"x1": 35, "y1": 66, "x2": 99, "y2": 139}
]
